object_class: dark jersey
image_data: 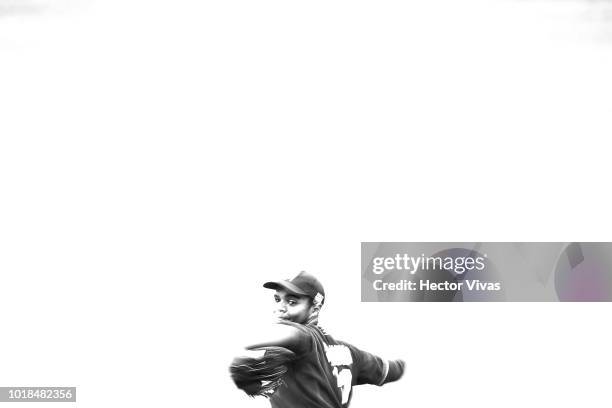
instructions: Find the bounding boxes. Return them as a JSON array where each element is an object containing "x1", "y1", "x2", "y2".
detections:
[{"x1": 269, "y1": 321, "x2": 390, "y2": 408}]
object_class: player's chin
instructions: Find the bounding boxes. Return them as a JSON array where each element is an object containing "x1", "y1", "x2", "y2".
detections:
[{"x1": 278, "y1": 316, "x2": 302, "y2": 324}]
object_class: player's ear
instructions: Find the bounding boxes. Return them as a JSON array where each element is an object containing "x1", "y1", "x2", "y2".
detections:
[
  {"x1": 308, "y1": 306, "x2": 320, "y2": 322},
  {"x1": 309, "y1": 299, "x2": 322, "y2": 314},
  {"x1": 306, "y1": 300, "x2": 321, "y2": 324}
]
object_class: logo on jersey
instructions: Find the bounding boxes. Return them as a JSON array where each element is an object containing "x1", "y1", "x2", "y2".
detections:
[
  {"x1": 325, "y1": 345, "x2": 352, "y2": 366},
  {"x1": 324, "y1": 344, "x2": 353, "y2": 405}
]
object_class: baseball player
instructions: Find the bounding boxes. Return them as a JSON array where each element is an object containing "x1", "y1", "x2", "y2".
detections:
[{"x1": 230, "y1": 271, "x2": 405, "y2": 408}]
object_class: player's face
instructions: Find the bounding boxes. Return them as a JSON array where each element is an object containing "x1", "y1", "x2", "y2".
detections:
[{"x1": 273, "y1": 289, "x2": 314, "y2": 324}]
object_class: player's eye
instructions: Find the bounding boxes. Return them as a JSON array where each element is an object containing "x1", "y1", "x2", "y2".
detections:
[
  {"x1": 288, "y1": 300, "x2": 297, "y2": 306},
  {"x1": 274, "y1": 297, "x2": 280, "y2": 303}
]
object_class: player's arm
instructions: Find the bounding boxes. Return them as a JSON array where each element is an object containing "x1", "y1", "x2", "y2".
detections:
[
  {"x1": 349, "y1": 344, "x2": 405, "y2": 386},
  {"x1": 381, "y1": 359, "x2": 405, "y2": 384},
  {"x1": 244, "y1": 323, "x2": 310, "y2": 354}
]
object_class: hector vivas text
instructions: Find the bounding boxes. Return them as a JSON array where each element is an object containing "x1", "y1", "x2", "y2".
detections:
[{"x1": 370, "y1": 254, "x2": 501, "y2": 292}]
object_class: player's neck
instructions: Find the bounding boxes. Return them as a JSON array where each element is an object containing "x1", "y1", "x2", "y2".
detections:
[{"x1": 306, "y1": 315, "x2": 319, "y2": 326}]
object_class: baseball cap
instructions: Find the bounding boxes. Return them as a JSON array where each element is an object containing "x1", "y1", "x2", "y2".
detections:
[{"x1": 264, "y1": 271, "x2": 325, "y2": 304}]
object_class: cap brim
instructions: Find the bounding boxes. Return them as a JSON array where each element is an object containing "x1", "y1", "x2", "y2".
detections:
[{"x1": 263, "y1": 280, "x2": 309, "y2": 296}]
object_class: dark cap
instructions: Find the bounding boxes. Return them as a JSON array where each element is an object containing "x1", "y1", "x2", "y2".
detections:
[{"x1": 264, "y1": 271, "x2": 325, "y2": 304}]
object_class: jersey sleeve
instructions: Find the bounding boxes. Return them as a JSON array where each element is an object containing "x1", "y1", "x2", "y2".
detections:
[
  {"x1": 346, "y1": 344, "x2": 390, "y2": 386},
  {"x1": 275, "y1": 320, "x2": 315, "y2": 357}
]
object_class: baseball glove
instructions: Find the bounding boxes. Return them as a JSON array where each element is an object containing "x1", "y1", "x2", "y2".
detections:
[{"x1": 230, "y1": 346, "x2": 297, "y2": 398}]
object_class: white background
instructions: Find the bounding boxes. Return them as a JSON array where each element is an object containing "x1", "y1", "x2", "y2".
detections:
[{"x1": 1, "y1": 1, "x2": 612, "y2": 408}]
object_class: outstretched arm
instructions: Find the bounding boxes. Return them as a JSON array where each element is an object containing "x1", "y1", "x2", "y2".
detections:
[
  {"x1": 349, "y1": 344, "x2": 405, "y2": 386},
  {"x1": 381, "y1": 359, "x2": 405, "y2": 384}
]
